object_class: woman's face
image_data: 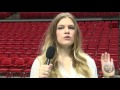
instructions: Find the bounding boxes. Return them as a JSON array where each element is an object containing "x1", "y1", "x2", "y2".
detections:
[{"x1": 56, "y1": 17, "x2": 76, "y2": 47}]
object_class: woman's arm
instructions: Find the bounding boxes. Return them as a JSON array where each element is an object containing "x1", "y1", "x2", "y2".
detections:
[
  {"x1": 30, "y1": 58, "x2": 41, "y2": 78},
  {"x1": 85, "y1": 54, "x2": 98, "y2": 78}
]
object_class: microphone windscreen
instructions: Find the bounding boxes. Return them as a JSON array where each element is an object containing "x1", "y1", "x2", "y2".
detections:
[{"x1": 46, "y1": 46, "x2": 55, "y2": 59}]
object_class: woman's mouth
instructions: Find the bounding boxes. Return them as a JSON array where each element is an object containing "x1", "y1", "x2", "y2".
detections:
[{"x1": 64, "y1": 36, "x2": 71, "y2": 39}]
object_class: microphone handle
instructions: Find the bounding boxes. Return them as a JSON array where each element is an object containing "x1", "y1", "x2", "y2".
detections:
[{"x1": 46, "y1": 59, "x2": 50, "y2": 65}]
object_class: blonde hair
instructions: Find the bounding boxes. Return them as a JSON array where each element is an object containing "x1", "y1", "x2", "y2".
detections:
[{"x1": 38, "y1": 12, "x2": 92, "y2": 78}]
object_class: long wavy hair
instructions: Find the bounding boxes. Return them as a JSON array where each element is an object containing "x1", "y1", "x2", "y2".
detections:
[{"x1": 38, "y1": 12, "x2": 92, "y2": 78}]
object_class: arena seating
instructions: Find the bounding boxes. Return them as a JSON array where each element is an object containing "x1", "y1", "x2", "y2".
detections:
[
  {"x1": 19, "y1": 12, "x2": 120, "y2": 18},
  {"x1": 80, "y1": 20, "x2": 120, "y2": 77},
  {"x1": 0, "y1": 12, "x2": 14, "y2": 19},
  {"x1": 0, "y1": 17, "x2": 119, "y2": 77}
]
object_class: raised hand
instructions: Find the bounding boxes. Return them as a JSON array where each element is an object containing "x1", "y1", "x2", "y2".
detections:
[{"x1": 101, "y1": 52, "x2": 115, "y2": 78}]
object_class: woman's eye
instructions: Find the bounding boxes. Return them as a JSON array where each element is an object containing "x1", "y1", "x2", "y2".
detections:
[
  {"x1": 69, "y1": 27, "x2": 75, "y2": 29},
  {"x1": 57, "y1": 27, "x2": 63, "y2": 29}
]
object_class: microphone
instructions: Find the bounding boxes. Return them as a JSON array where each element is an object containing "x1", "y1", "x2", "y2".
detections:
[{"x1": 46, "y1": 46, "x2": 55, "y2": 65}]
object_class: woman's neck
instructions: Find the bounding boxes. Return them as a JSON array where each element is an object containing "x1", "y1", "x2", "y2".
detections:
[
  {"x1": 57, "y1": 46, "x2": 72, "y2": 70},
  {"x1": 57, "y1": 46, "x2": 72, "y2": 59}
]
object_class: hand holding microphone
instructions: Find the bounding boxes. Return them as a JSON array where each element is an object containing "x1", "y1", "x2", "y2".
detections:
[
  {"x1": 39, "y1": 46, "x2": 55, "y2": 78},
  {"x1": 39, "y1": 64, "x2": 53, "y2": 78}
]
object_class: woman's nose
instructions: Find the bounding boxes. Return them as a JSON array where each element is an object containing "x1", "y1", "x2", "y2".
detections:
[{"x1": 64, "y1": 27, "x2": 70, "y2": 34}]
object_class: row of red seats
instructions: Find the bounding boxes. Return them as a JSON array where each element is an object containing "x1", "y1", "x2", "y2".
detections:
[
  {"x1": 82, "y1": 28, "x2": 119, "y2": 61},
  {"x1": 0, "y1": 21, "x2": 119, "y2": 73},
  {"x1": 0, "y1": 12, "x2": 15, "y2": 19},
  {"x1": 79, "y1": 21, "x2": 120, "y2": 77},
  {"x1": 0, "y1": 21, "x2": 119, "y2": 58},
  {"x1": 0, "y1": 20, "x2": 118, "y2": 26},
  {"x1": 0, "y1": 56, "x2": 34, "y2": 78},
  {"x1": 19, "y1": 12, "x2": 120, "y2": 18}
]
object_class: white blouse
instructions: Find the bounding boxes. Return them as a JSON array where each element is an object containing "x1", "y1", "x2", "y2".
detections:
[{"x1": 30, "y1": 54, "x2": 98, "y2": 78}]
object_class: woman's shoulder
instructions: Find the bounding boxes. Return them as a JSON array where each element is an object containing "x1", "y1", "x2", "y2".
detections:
[
  {"x1": 82, "y1": 53, "x2": 98, "y2": 78},
  {"x1": 35, "y1": 55, "x2": 44, "y2": 65},
  {"x1": 36, "y1": 55, "x2": 42, "y2": 60},
  {"x1": 82, "y1": 52, "x2": 95, "y2": 64}
]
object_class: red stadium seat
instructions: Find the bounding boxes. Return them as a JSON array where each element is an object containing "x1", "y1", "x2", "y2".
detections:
[{"x1": 23, "y1": 60, "x2": 34, "y2": 78}]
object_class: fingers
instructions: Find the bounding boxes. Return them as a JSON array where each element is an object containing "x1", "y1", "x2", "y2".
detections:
[
  {"x1": 49, "y1": 64, "x2": 53, "y2": 70},
  {"x1": 101, "y1": 53, "x2": 104, "y2": 64},
  {"x1": 110, "y1": 58, "x2": 114, "y2": 67},
  {"x1": 41, "y1": 69, "x2": 49, "y2": 76},
  {"x1": 39, "y1": 64, "x2": 53, "y2": 78},
  {"x1": 104, "y1": 52, "x2": 110, "y2": 62},
  {"x1": 110, "y1": 58, "x2": 113, "y2": 63},
  {"x1": 107, "y1": 53, "x2": 110, "y2": 62},
  {"x1": 104, "y1": 52, "x2": 108, "y2": 62},
  {"x1": 101, "y1": 52, "x2": 111, "y2": 62},
  {"x1": 40, "y1": 73, "x2": 49, "y2": 78}
]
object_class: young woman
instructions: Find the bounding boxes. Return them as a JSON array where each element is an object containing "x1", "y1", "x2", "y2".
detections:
[{"x1": 30, "y1": 12, "x2": 115, "y2": 78}]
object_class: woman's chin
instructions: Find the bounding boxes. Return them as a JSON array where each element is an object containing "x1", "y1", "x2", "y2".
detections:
[{"x1": 60, "y1": 43, "x2": 73, "y2": 47}]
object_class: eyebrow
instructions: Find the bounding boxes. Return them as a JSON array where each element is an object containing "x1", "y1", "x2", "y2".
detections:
[
  {"x1": 57, "y1": 25, "x2": 74, "y2": 26},
  {"x1": 68, "y1": 25, "x2": 74, "y2": 27},
  {"x1": 57, "y1": 25, "x2": 64, "y2": 26}
]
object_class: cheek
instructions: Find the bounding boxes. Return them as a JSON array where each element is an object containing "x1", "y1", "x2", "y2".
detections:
[
  {"x1": 56, "y1": 31, "x2": 59, "y2": 37},
  {"x1": 71, "y1": 31, "x2": 76, "y2": 39},
  {"x1": 56, "y1": 31, "x2": 62, "y2": 41}
]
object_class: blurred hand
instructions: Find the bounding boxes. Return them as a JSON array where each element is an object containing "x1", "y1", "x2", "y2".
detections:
[
  {"x1": 39, "y1": 64, "x2": 53, "y2": 78},
  {"x1": 101, "y1": 52, "x2": 115, "y2": 78}
]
